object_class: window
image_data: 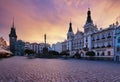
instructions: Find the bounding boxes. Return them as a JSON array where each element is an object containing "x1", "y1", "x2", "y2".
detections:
[
  {"x1": 97, "y1": 52, "x2": 99, "y2": 56},
  {"x1": 108, "y1": 51, "x2": 111, "y2": 56},
  {"x1": 97, "y1": 35, "x2": 99, "y2": 40},
  {"x1": 118, "y1": 37, "x2": 120, "y2": 43},
  {"x1": 92, "y1": 37, "x2": 95, "y2": 41},
  {"x1": 117, "y1": 46, "x2": 120, "y2": 52},
  {"x1": 86, "y1": 37, "x2": 88, "y2": 42},
  {"x1": 107, "y1": 32, "x2": 111, "y2": 38},
  {"x1": 108, "y1": 32, "x2": 110, "y2": 36},
  {"x1": 107, "y1": 42, "x2": 111, "y2": 47},
  {"x1": 102, "y1": 34, "x2": 105, "y2": 39},
  {"x1": 102, "y1": 43, "x2": 105, "y2": 48},
  {"x1": 101, "y1": 52, "x2": 105, "y2": 56}
]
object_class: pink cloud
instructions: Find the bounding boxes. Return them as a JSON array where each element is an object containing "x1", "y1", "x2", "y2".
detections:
[{"x1": 0, "y1": 0, "x2": 120, "y2": 45}]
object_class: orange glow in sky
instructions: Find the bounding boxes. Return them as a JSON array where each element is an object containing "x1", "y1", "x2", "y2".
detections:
[{"x1": 0, "y1": 0, "x2": 120, "y2": 45}]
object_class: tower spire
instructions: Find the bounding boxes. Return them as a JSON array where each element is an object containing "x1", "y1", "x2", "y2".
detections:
[
  {"x1": 12, "y1": 17, "x2": 14, "y2": 28},
  {"x1": 68, "y1": 19, "x2": 73, "y2": 32},
  {"x1": 86, "y1": 8, "x2": 93, "y2": 24}
]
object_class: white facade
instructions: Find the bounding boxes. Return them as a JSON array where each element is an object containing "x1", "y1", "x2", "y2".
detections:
[
  {"x1": 25, "y1": 42, "x2": 51, "y2": 54},
  {"x1": 52, "y1": 42, "x2": 62, "y2": 53},
  {"x1": 114, "y1": 26, "x2": 120, "y2": 62},
  {"x1": 63, "y1": 8, "x2": 119, "y2": 59}
]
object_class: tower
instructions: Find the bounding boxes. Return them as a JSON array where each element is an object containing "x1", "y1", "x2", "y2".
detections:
[
  {"x1": 83, "y1": 8, "x2": 98, "y2": 50},
  {"x1": 43, "y1": 34, "x2": 48, "y2": 55},
  {"x1": 67, "y1": 21, "x2": 74, "y2": 54},
  {"x1": 9, "y1": 19, "x2": 17, "y2": 55},
  {"x1": 86, "y1": 8, "x2": 93, "y2": 24},
  {"x1": 67, "y1": 21, "x2": 74, "y2": 40}
]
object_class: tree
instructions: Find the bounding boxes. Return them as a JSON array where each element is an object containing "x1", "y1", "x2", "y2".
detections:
[
  {"x1": 43, "y1": 47, "x2": 48, "y2": 55},
  {"x1": 60, "y1": 50, "x2": 69, "y2": 59},
  {"x1": 49, "y1": 50, "x2": 59, "y2": 55},
  {"x1": 86, "y1": 51, "x2": 95, "y2": 57},
  {"x1": 24, "y1": 49, "x2": 35, "y2": 57},
  {"x1": 86, "y1": 51, "x2": 95, "y2": 60},
  {"x1": 74, "y1": 52, "x2": 81, "y2": 59}
]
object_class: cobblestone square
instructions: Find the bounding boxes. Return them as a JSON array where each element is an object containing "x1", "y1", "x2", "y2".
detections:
[{"x1": 0, "y1": 57, "x2": 120, "y2": 82}]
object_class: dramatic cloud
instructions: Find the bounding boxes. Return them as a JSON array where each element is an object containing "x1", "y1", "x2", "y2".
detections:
[{"x1": 0, "y1": 0, "x2": 120, "y2": 45}]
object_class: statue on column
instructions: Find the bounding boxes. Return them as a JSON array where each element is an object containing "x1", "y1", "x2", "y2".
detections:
[{"x1": 43, "y1": 34, "x2": 48, "y2": 55}]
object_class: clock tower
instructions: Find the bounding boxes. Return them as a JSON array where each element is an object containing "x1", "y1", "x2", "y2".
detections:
[{"x1": 9, "y1": 19, "x2": 17, "y2": 55}]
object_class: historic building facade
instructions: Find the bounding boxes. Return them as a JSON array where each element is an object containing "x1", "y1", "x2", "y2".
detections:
[
  {"x1": 9, "y1": 20, "x2": 25, "y2": 55},
  {"x1": 9, "y1": 20, "x2": 17, "y2": 55},
  {"x1": 64, "y1": 8, "x2": 119, "y2": 59},
  {"x1": 114, "y1": 26, "x2": 120, "y2": 62},
  {"x1": 25, "y1": 42, "x2": 51, "y2": 54},
  {"x1": 52, "y1": 42, "x2": 62, "y2": 53}
]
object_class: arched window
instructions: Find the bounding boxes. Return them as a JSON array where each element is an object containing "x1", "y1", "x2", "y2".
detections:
[
  {"x1": 108, "y1": 51, "x2": 111, "y2": 56},
  {"x1": 101, "y1": 52, "x2": 105, "y2": 56},
  {"x1": 118, "y1": 37, "x2": 120, "y2": 43},
  {"x1": 97, "y1": 52, "x2": 99, "y2": 56}
]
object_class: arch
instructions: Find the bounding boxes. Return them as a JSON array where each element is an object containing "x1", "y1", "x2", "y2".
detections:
[
  {"x1": 73, "y1": 51, "x2": 81, "y2": 58},
  {"x1": 97, "y1": 52, "x2": 99, "y2": 56},
  {"x1": 80, "y1": 52, "x2": 84, "y2": 56}
]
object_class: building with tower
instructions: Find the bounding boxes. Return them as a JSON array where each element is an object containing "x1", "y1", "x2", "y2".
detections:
[
  {"x1": 9, "y1": 19, "x2": 17, "y2": 55},
  {"x1": 9, "y1": 19, "x2": 25, "y2": 56},
  {"x1": 114, "y1": 26, "x2": 120, "y2": 62},
  {"x1": 59, "y1": 8, "x2": 120, "y2": 60}
]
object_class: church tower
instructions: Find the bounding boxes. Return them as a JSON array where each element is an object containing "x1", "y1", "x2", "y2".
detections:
[
  {"x1": 83, "y1": 8, "x2": 98, "y2": 50},
  {"x1": 67, "y1": 21, "x2": 74, "y2": 40},
  {"x1": 9, "y1": 19, "x2": 17, "y2": 55},
  {"x1": 67, "y1": 21, "x2": 74, "y2": 54},
  {"x1": 84, "y1": 8, "x2": 98, "y2": 34}
]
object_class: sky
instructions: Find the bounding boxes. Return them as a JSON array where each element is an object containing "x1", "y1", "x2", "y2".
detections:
[{"x1": 0, "y1": 0, "x2": 120, "y2": 45}]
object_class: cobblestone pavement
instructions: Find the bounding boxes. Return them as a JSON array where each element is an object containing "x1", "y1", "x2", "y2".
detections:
[{"x1": 0, "y1": 56, "x2": 120, "y2": 82}]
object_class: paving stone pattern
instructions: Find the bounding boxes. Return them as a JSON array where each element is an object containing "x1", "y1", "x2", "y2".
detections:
[{"x1": 0, "y1": 57, "x2": 120, "y2": 82}]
